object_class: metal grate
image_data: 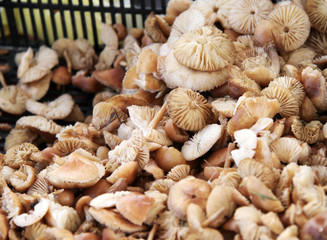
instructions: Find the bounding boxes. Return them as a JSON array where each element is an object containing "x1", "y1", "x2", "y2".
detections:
[{"x1": 0, "y1": 0, "x2": 169, "y2": 51}]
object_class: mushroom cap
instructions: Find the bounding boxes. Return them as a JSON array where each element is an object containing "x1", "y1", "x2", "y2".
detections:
[
  {"x1": 4, "y1": 128, "x2": 38, "y2": 152},
  {"x1": 305, "y1": 29, "x2": 327, "y2": 56},
  {"x1": 262, "y1": 85, "x2": 299, "y2": 118},
  {"x1": 291, "y1": 119, "x2": 323, "y2": 144},
  {"x1": 88, "y1": 207, "x2": 148, "y2": 233},
  {"x1": 167, "y1": 177, "x2": 211, "y2": 220},
  {"x1": 270, "y1": 137, "x2": 302, "y2": 164},
  {"x1": 10, "y1": 165, "x2": 36, "y2": 192},
  {"x1": 53, "y1": 138, "x2": 94, "y2": 156},
  {"x1": 160, "y1": 50, "x2": 230, "y2": 92},
  {"x1": 165, "y1": 0, "x2": 193, "y2": 24},
  {"x1": 228, "y1": 0, "x2": 274, "y2": 34},
  {"x1": 17, "y1": 47, "x2": 34, "y2": 79},
  {"x1": 268, "y1": 4, "x2": 310, "y2": 51},
  {"x1": 211, "y1": 97, "x2": 237, "y2": 118},
  {"x1": 106, "y1": 161, "x2": 138, "y2": 185},
  {"x1": 26, "y1": 94, "x2": 75, "y2": 120},
  {"x1": 12, "y1": 198, "x2": 50, "y2": 228},
  {"x1": 305, "y1": 0, "x2": 327, "y2": 33},
  {"x1": 0, "y1": 85, "x2": 29, "y2": 115},
  {"x1": 100, "y1": 23, "x2": 119, "y2": 48},
  {"x1": 16, "y1": 116, "x2": 63, "y2": 141},
  {"x1": 19, "y1": 72, "x2": 52, "y2": 101},
  {"x1": 173, "y1": 26, "x2": 235, "y2": 71},
  {"x1": 93, "y1": 68, "x2": 125, "y2": 92},
  {"x1": 52, "y1": 66, "x2": 71, "y2": 85},
  {"x1": 46, "y1": 149, "x2": 105, "y2": 188},
  {"x1": 4, "y1": 143, "x2": 38, "y2": 168},
  {"x1": 166, "y1": 88, "x2": 214, "y2": 131},
  {"x1": 181, "y1": 124, "x2": 223, "y2": 161},
  {"x1": 167, "y1": 164, "x2": 191, "y2": 181},
  {"x1": 115, "y1": 192, "x2": 155, "y2": 225},
  {"x1": 268, "y1": 76, "x2": 305, "y2": 106}
]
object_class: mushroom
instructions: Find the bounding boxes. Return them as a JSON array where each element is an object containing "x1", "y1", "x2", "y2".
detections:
[
  {"x1": 165, "y1": 0, "x2": 192, "y2": 24},
  {"x1": 12, "y1": 198, "x2": 50, "y2": 228},
  {"x1": 52, "y1": 66, "x2": 71, "y2": 87},
  {"x1": 0, "y1": 85, "x2": 29, "y2": 115},
  {"x1": 144, "y1": 12, "x2": 167, "y2": 43},
  {"x1": 211, "y1": 97, "x2": 237, "y2": 118},
  {"x1": 106, "y1": 161, "x2": 138, "y2": 185},
  {"x1": 167, "y1": 164, "x2": 191, "y2": 182},
  {"x1": 267, "y1": 3, "x2": 310, "y2": 52},
  {"x1": 0, "y1": 212, "x2": 8, "y2": 240},
  {"x1": 301, "y1": 211, "x2": 327, "y2": 239},
  {"x1": 270, "y1": 137, "x2": 303, "y2": 164},
  {"x1": 173, "y1": 26, "x2": 235, "y2": 72},
  {"x1": 227, "y1": 0, "x2": 274, "y2": 35},
  {"x1": 53, "y1": 138, "x2": 93, "y2": 156},
  {"x1": 72, "y1": 71, "x2": 103, "y2": 93},
  {"x1": 10, "y1": 165, "x2": 36, "y2": 192},
  {"x1": 166, "y1": 88, "x2": 214, "y2": 131},
  {"x1": 17, "y1": 47, "x2": 33, "y2": 79},
  {"x1": 305, "y1": 0, "x2": 327, "y2": 33},
  {"x1": 46, "y1": 149, "x2": 105, "y2": 189},
  {"x1": 19, "y1": 72, "x2": 52, "y2": 100},
  {"x1": 4, "y1": 143, "x2": 38, "y2": 168},
  {"x1": 167, "y1": 177, "x2": 211, "y2": 220},
  {"x1": 155, "y1": 146, "x2": 186, "y2": 173},
  {"x1": 25, "y1": 94, "x2": 75, "y2": 120},
  {"x1": 181, "y1": 124, "x2": 223, "y2": 161},
  {"x1": 305, "y1": 29, "x2": 327, "y2": 57},
  {"x1": 16, "y1": 116, "x2": 63, "y2": 142},
  {"x1": 291, "y1": 118, "x2": 323, "y2": 144},
  {"x1": 164, "y1": 118, "x2": 189, "y2": 143},
  {"x1": 93, "y1": 68, "x2": 125, "y2": 92}
]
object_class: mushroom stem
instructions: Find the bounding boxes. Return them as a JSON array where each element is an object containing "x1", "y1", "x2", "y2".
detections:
[
  {"x1": 148, "y1": 101, "x2": 167, "y2": 129},
  {"x1": 224, "y1": 143, "x2": 235, "y2": 168},
  {"x1": 267, "y1": 43, "x2": 280, "y2": 76},
  {"x1": 63, "y1": 50, "x2": 72, "y2": 73},
  {"x1": 0, "y1": 71, "x2": 6, "y2": 87}
]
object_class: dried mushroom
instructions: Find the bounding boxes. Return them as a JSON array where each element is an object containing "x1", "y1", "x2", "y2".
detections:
[
  {"x1": 291, "y1": 118, "x2": 323, "y2": 144},
  {"x1": 26, "y1": 94, "x2": 75, "y2": 120},
  {"x1": 19, "y1": 72, "x2": 52, "y2": 101},
  {"x1": 4, "y1": 143, "x2": 38, "y2": 168},
  {"x1": 173, "y1": 26, "x2": 235, "y2": 72},
  {"x1": 0, "y1": 85, "x2": 29, "y2": 115},
  {"x1": 305, "y1": 0, "x2": 327, "y2": 33},
  {"x1": 46, "y1": 149, "x2": 105, "y2": 188},
  {"x1": 10, "y1": 165, "x2": 36, "y2": 192},
  {"x1": 268, "y1": 3, "x2": 310, "y2": 52},
  {"x1": 166, "y1": 87, "x2": 214, "y2": 131}
]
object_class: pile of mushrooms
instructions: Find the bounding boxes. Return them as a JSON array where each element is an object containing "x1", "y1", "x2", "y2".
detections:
[{"x1": 2, "y1": 0, "x2": 327, "y2": 239}]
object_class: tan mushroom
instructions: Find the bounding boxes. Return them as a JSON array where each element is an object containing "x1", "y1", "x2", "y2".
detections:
[
  {"x1": 72, "y1": 71, "x2": 103, "y2": 93},
  {"x1": 16, "y1": 116, "x2": 63, "y2": 142},
  {"x1": 0, "y1": 212, "x2": 8, "y2": 240},
  {"x1": 211, "y1": 97, "x2": 237, "y2": 118},
  {"x1": 165, "y1": 0, "x2": 192, "y2": 24},
  {"x1": 305, "y1": 29, "x2": 327, "y2": 56},
  {"x1": 19, "y1": 72, "x2": 52, "y2": 101},
  {"x1": 53, "y1": 138, "x2": 94, "y2": 156},
  {"x1": 46, "y1": 149, "x2": 105, "y2": 188},
  {"x1": 167, "y1": 177, "x2": 211, "y2": 220},
  {"x1": 4, "y1": 128, "x2": 38, "y2": 152},
  {"x1": 228, "y1": 0, "x2": 274, "y2": 34},
  {"x1": 0, "y1": 85, "x2": 29, "y2": 115},
  {"x1": 267, "y1": 3, "x2": 310, "y2": 51},
  {"x1": 270, "y1": 137, "x2": 303, "y2": 164},
  {"x1": 93, "y1": 68, "x2": 125, "y2": 92},
  {"x1": 144, "y1": 12, "x2": 167, "y2": 43},
  {"x1": 155, "y1": 146, "x2": 186, "y2": 173},
  {"x1": 166, "y1": 88, "x2": 214, "y2": 131},
  {"x1": 4, "y1": 143, "x2": 38, "y2": 168},
  {"x1": 52, "y1": 66, "x2": 71, "y2": 86},
  {"x1": 181, "y1": 124, "x2": 223, "y2": 161},
  {"x1": 164, "y1": 118, "x2": 189, "y2": 143},
  {"x1": 13, "y1": 198, "x2": 50, "y2": 228},
  {"x1": 106, "y1": 161, "x2": 138, "y2": 185},
  {"x1": 167, "y1": 164, "x2": 190, "y2": 182},
  {"x1": 173, "y1": 26, "x2": 235, "y2": 72},
  {"x1": 291, "y1": 118, "x2": 323, "y2": 144},
  {"x1": 25, "y1": 94, "x2": 75, "y2": 120},
  {"x1": 17, "y1": 47, "x2": 33, "y2": 79},
  {"x1": 10, "y1": 165, "x2": 36, "y2": 192},
  {"x1": 305, "y1": 0, "x2": 327, "y2": 33}
]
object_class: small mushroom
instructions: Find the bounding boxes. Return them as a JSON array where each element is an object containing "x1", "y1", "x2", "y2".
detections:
[
  {"x1": 144, "y1": 12, "x2": 167, "y2": 43},
  {"x1": 301, "y1": 211, "x2": 327, "y2": 240},
  {"x1": 52, "y1": 66, "x2": 71, "y2": 86},
  {"x1": 181, "y1": 124, "x2": 223, "y2": 161},
  {"x1": 0, "y1": 85, "x2": 29, "y2": 115},
  {"x1": 306, "y1": 29, "x2": 327, "y2": 57},
  {"x1": 267, "y1": 3, "x2": 310, "y2": 51},
  {"x1": 167, "y1": 177, "x2": 211, "y2": 220},
  {"x1": 19, "y1": 72, "x2": 52, "y2": 101},
  {"x1": 13, "y1": 198, "x2": 50, "y2": 228},
  {"x1": 155, "y1": 146, "x2": 186, "y2": 173},
  {"x1": 167, "y1": 164, "x2": 190, "y2": 182},
  {"x1": 72, "y1": 71, "x2": 103, "y2": 93},
  {"x1": 291, "y1": 118, "x2": 323, "y2": 144},
  {"x1": 166, "y1": 88, "x2": 214, "y2": 131},
  {"x1": 4, "y1": 143, "x2": 38, "y2": 168},
  {"x1": 46, "y1": 149, "x2": 105, "y2": 189},
  {"x1": 270, "y1": 137, "x2": 303, "y2": 164},
  {"x1": 305, "y1": 0, "x2": 327, "y2": 33},
  {"x1": 0, "y1": 212, "x2": 8, "y2": 240},
  {"x1": 10, "y1": 165, "x2": 36, "y2": 192},
  {"x1": 93, "y1": 68, "x2": 125, "y2": 92},
  {"x1": 106, "y1": 161, "x2": 138, "y2": 185}
]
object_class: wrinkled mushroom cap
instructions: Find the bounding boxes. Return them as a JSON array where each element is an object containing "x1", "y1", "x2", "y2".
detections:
[
  {"x1": 0, "y1": 85, "x2": 29, "y2": 115},
  {"x1": 10, "y1": 165, "x2": 36, "y2": 192},
  {"x1": 46, "y1": 149, "x2": 105, "y2": 188},
  {"x1": 166, "y1": 88, "x2": 214, "y2": 131},
  {"x1": 181, "y1": 124, "x2": 223, "y2": 161},
  {"x1": 228, "y1": 0, "x2": 274, "y2": 34},
  {"x1": 268, "y1": 4, "x2": 310, "y2": 51},
  {"x1": 291, "y1": 119, "x2": 323, "y2": 144},
  {"x1": 4, "y1": 143, "x2": 38, "y2": 168},
  {"x1": 173, "y1": 26, "x2": 235, "y2": 71}
]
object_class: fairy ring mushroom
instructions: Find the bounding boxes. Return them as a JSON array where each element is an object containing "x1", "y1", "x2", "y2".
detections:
[
  {"x1": 0, "y1": 85, "x2": 29, "y2": 115},
  {"x1": 4, "y1": 143, "x2": 38, "y2": 168},
  {"x1": 305, "y1": 0, "x2": 327, "y2": 33}
]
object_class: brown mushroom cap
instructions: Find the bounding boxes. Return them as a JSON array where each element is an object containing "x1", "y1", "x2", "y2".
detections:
[
  {"x1": 305, "y1": 0, "x2": 327, "y2": 33},
  {"x1": 173, "y1": 26, "x2": 235, "y2": 71},
  {"x1": 268, "y1": 4, "x2": 310, "y2": 51},
  {"x1": 228, "y1": 0, "x2": 274, "y2": 34},
  {"x1": 52, "y1": 66, "x2": 71, "y2": 85},
  {"x1": 0, "y1": 85, "x2": 29, "y2": 115},
  {"x1": 291, "y1": 119, "x2": 323, "y2": 144},
  {"x1": 46, "y1": 149, "x2": 105, "y2": 188},
  {"x1": 166, "y1": 88, "x2": 214, "y2": 131}
]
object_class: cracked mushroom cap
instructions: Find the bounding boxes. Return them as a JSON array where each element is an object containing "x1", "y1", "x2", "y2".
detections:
[
  {"x1": 46, "y1": 149, "x2": 105, "y2": 188},
  {"x1": 181, "y1": 124, "x2": 223, "y2": 161},
  {"x1": 228, "y1": 0, "x2": 274, "y2": 34},
  {"x1": 16, "y1": 116, "x2": 63, "y2": 142},
  {"x1": 262, "y1": 85, "x2": 299, "y2": 118},
  {"x1": 12, "y1": 198, "x2": 50, "y2": 228},
  {"x1": 160, "y1": 50, "x2": 230, "y2": 92},
  {"x1": 0, "y1": 85, "x2": 29, "y2": 115},
  {"x1": 173, "y1": 26, "x2": 235, "y2": 71},
  {"x1": 268, "y1": 3, "x2": 310, "y2": 52},
  {"x1": 306, "y1": 0, "x2": 327, "y2": 33},
  {"x1": 26, "y1": 94, "x2": 75, "y2": 120},
  {"x1": 291, "y1": 119, "x2": 323, "y2": 144},
  {"x1": 166, "y1": 88, "x2": 214, "y2": 131},
  {"x1": 4, "y1": 143, "x2": 38, "y2": 168}
]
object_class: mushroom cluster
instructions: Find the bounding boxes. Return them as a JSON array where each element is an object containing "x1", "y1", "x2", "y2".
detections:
[{"x1": 2, "y1": 0, "x2": 327, "y2": 239}]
